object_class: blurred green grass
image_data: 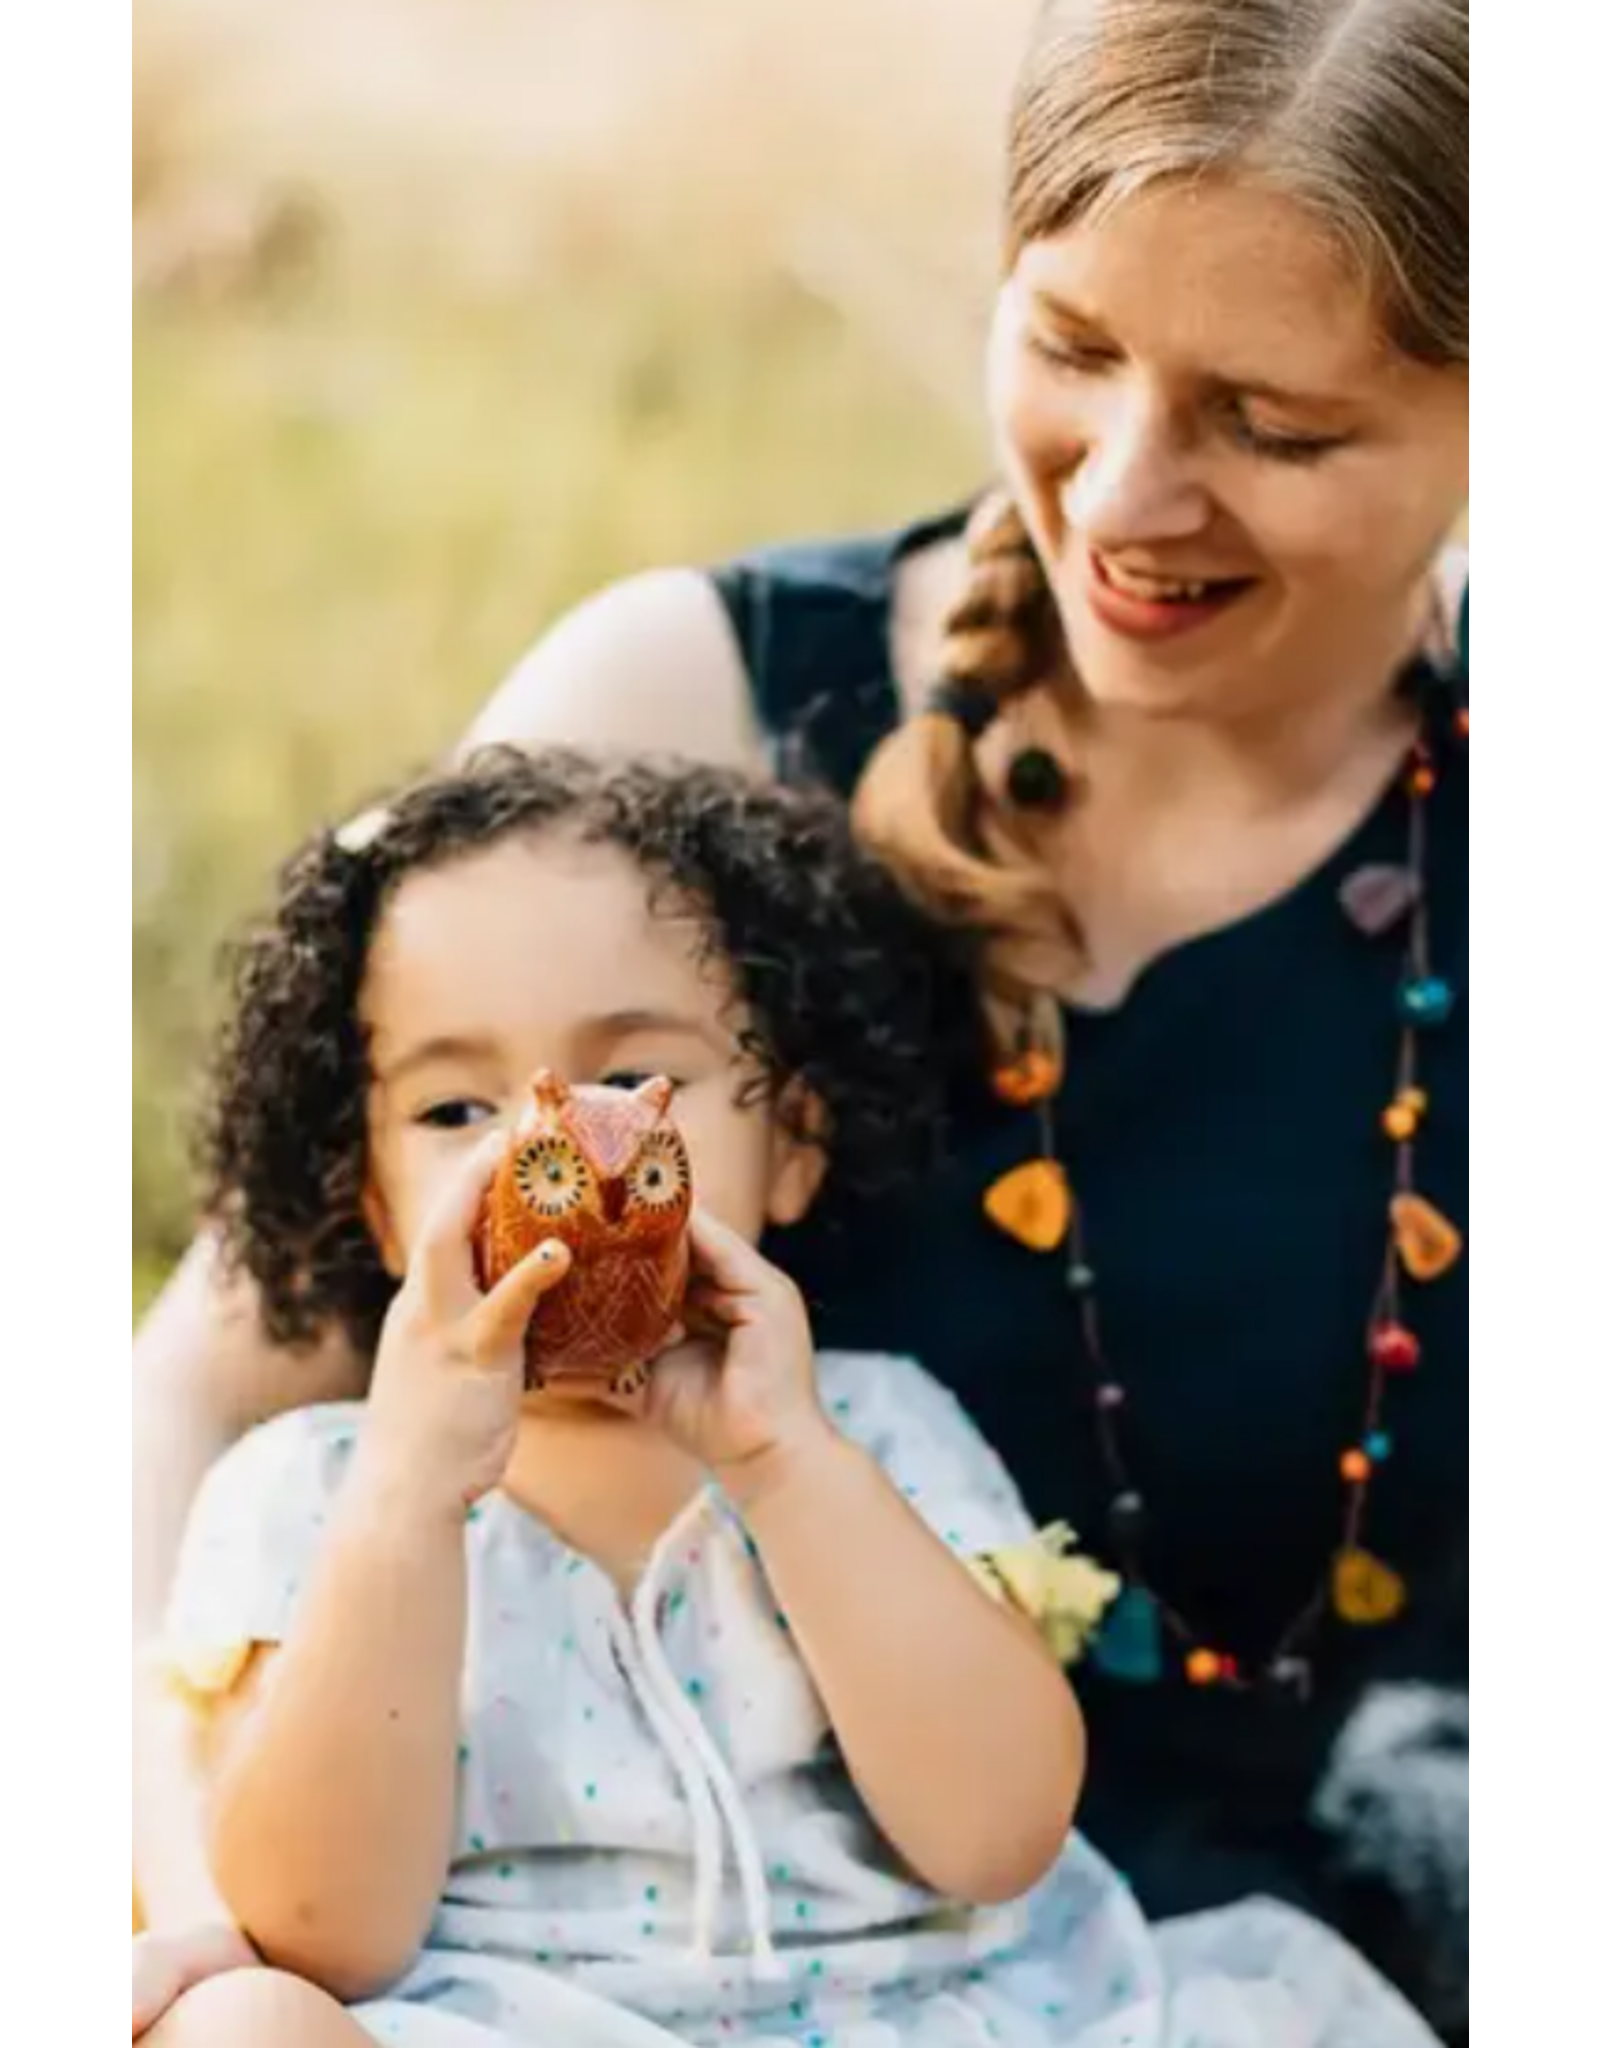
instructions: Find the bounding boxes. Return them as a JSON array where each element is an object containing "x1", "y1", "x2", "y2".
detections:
[
  {"x1": 133, "y1": 279, "x2": 986, "y2": 1300},
  {"x1": 132, "y1": 0, "x2": 1035, "y2": 1315}
]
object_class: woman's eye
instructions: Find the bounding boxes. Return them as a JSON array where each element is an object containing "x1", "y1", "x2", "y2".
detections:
[
  {"x1": 1228, "y1": 407, "x2": 1347, "y2": 465},
  {"x1": 1025, "y1": 329, "x2": 1117, "y2": 374},
  {"x1": 416, "y1": 1099, "x2": 496, "y2": 1131}
]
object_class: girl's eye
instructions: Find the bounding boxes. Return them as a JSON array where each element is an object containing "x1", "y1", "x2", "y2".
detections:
[
  {"x1": 416, "y1": 1099, "x2": 496, "y2": 1131},
  {"x1": 600, "y1": 1070, "x2": 685, "y2": 1092}
]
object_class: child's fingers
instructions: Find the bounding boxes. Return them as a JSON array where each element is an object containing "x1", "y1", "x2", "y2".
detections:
[
  {"x1": 687, "y1": 1205, "x2": 778, "y2": 1295},
  {"x1": 131, "y1": 1937, "x2": 182, "y2": 2037},
  {"x1": 412, "y1": 1131, "x2": 509, "y2": 1306},
  {"x1": 467, "y1": 1238, "x2": 572, "y2": 1360}
]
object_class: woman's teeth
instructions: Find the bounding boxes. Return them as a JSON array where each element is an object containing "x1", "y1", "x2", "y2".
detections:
[{"x1": 1100, "y1": 560, "x2": 1227, "y2": 603}]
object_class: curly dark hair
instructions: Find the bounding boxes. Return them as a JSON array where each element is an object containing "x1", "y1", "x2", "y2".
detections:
[{"x1": 202, "y1": 745, "x2": 981, "y2": 1357}]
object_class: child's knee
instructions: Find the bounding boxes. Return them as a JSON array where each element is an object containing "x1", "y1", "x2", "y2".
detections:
[{"x1": 146, "y1": 1966, "x2": 355, "y2": 2044}]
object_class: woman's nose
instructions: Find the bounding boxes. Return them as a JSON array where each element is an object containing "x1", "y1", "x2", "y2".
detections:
[{"x1": 1062, "y1": 392, "x2": 1211, "y2": 551}]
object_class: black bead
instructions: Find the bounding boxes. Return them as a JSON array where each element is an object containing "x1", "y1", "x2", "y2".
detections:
[
  {"x1": 1108, "y1": 1490, "x2": 1147, "y2": 1542},
  {"x1": 1006, "y1": 746, "x2": 1070, "y2": 812},
  {"x1": 926, "y1": 679, "x2": 999, "y2": 741}
]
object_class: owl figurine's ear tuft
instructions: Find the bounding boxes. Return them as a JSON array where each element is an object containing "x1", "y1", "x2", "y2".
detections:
[
  {"x1": 528, "y1": 1069, "x2": 572, "y2": 1112},
  {"x1": 635, "y1": 1075, "x2": 674, "y2": 1116}
]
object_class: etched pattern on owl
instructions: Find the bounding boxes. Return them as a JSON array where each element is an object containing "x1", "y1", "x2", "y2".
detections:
[{"x1": 474, "y1": 1071, "x2": 692, "y2": 1393}]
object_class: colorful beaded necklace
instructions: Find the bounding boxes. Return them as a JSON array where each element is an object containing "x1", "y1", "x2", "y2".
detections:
[{"x1": 977, "y1": 669, "x2": 1467, "y2": 1700}]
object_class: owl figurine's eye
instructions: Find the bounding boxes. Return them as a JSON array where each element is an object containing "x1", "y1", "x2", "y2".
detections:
[
  {"x1": 513, "y1": 1136, "x2": 593, "y2": 1217},
  {"x1": 626, "y1": 1133, "x2": 691, "y2": 1211}
]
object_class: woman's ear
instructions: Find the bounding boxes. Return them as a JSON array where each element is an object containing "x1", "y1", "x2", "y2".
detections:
[{"x1": 764, "y1": 1081, "x2": 830, "y2": 1229}]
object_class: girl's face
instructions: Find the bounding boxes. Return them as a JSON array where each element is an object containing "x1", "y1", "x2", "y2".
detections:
[
  {"x1": 987, "y1": 178, "x2": 1468, "y2": 723},
  {"x1": 359, "y1": 832, "x2": 825, "y2": 1276}
]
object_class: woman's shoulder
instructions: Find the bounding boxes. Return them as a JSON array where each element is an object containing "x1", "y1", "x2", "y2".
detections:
[
  {"x1": 467, "y1": 506, "x2": 970, "y2": 792},
  {"x1": 466, "y1": 566, "x2": 766, "y2": 768}
]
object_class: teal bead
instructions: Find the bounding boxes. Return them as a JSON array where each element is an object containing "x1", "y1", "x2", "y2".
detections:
[
  {"x1": 1364, "y1": 1430, "x2": 1394, "y2": 1463},
  {"x1": 1092, "y1": 1587, "x2": 1163, "y2": 1684},
  {"x1": 1399, "y1": 976, "x2": 1456, "y2": 1027}
]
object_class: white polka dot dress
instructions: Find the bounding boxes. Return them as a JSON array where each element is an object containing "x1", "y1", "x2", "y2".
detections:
[{"x1": 165, "y1": 1353, "x2": 1442, "y2": 2047}]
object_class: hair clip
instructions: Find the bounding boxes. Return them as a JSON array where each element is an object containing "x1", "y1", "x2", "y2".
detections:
[{"x1": 333, "y1": 805, "x2": 392, "y2": 856}]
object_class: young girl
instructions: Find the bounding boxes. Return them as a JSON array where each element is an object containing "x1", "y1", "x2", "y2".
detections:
[{"x1": 147, "y1": 747, "x2": 1440, "y2": 2047}]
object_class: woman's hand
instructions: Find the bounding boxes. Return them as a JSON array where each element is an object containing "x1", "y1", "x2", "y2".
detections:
[
  {"x1": 131, "y1": 1923, "x2": 257, "y2": 2039},
  {"x1": 356, "y1": 1133, "x2": 572, "y2": 1523},
  {"x1": 633, "y1": 1207, "x2": 832, "y2": 1501}
]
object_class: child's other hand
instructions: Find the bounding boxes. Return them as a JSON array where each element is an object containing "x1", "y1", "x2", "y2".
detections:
[
  {"x1": 359, "y1": 1132, "x2": 572, "y2": 1522},
  {"x1": 635, "y1": 1207, "x2": 832, "y2": 1499},
  {"x1": 132, "y1": 1923, "x2": 256, "y2": 2038}
]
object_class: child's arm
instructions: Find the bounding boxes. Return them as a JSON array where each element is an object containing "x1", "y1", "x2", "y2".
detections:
[
  {"x1": 645, "y1": 1212, "x2": 1086, "y2": 1908},
  {"x1": 166, "y1": 1137, "x2": 571, "y2": 2001},
  {"x1": 200, "y1": 1465, "x2": 471, "y2": 2000},
  {"x1": 133, "y1": 1237, "x2": 368, "y2": 1932},
  {"x1": 731, "y1": 1426, "x2": 1085, "y2": 1907}
]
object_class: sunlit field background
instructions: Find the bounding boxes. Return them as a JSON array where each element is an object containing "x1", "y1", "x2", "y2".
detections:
[{"x1": 134, "y1": 0, "x2": 1037, "y2": 1312}]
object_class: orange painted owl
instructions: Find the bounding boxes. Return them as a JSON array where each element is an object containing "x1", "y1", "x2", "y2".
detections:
[{"x1": 473, "y1": 1070, "x2": 693, "y2": 1395}]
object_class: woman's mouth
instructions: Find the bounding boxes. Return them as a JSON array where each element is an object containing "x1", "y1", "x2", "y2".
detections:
[{"x1": 1085, "y1": 550, "x2": 1257, "y2": 642}]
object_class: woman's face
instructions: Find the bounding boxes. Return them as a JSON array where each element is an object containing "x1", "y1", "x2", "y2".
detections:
[{"x1": 988, "y1": 178, "x2": 1468, "y2": 723}]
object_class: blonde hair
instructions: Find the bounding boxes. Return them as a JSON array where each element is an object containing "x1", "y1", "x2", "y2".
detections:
[{"x1": 853, "y1": 0, "x2": 1467, "y2": 1037}]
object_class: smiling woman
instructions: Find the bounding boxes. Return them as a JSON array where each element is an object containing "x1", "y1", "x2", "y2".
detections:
[{"x1": 989, "y1": 179, "x2": 1466, "y2": 714}]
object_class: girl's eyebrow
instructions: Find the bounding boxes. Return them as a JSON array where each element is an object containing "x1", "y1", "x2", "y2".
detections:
[
  {"x1": 584, "y1": 1009, "x2": 722, "y2": 1046},
  {"x1": 375, "y1": 1033, "x2": 500, "y2": 1087}
]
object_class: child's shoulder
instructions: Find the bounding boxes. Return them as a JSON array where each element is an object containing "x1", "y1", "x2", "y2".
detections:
[
  {"x1": 193, "y1": 1401, "x2": 366, "y2": 1524},
  {"x1": 812, "y1": 1349, "x2": 1026, "y2": 1530},
  {"x1": 813, "y1": 1346, "x2": 946, "y2": 1425},
  {"x1": 163, "y1": 1404, "x2": 368, "y2": 1693},
  {"x1": 813, "y1": 1347, "x2": 989, "y2": 1443}
]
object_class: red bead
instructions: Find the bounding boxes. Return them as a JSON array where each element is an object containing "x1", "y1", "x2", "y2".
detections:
[
  {"x1": 1370, "y1": 1322, "x2": 1422, "y2": 1373},
  {"x1": 1455, "y1": 707, "x2": 1469, "y2": 740},
  {"x1": 1217, "y1": 1654, "x2": 1240, "y2": 1683}
]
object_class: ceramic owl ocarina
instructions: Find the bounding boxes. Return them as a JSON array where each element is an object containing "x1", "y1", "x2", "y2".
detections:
[{"x1": 473, "y1": 1070, "x2": 692, "y2": 1395}]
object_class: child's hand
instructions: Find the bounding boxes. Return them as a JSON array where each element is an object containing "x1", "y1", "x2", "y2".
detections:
[
  {"x1": 358, "y1": 1132, "x2": 573, "y2": 1522},
  {"x1": 131, "y1": 1924, "x2": 256, "y2": 2038},
  {"x1": 635, "y1": 1207, "x2": 832, "y2": 1499}
]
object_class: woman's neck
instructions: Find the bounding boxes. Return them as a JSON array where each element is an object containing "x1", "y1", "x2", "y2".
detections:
[
  {"x1": 1004, "y1": 628, "x2": 1429, "y2": 1010},
  {"x1": 1061, "y1": 673, "x2": 1418, "y2": 822}
]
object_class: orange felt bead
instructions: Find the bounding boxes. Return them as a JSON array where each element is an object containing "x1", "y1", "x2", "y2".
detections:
[
  {"x1": 1333, "y1": 1548, "x2": 1408, "y2": 1626},
  {"x1": 1382, "y1": 1103, "x2": 1419, "y2": 1142},
  {"x1": 983, "y1": 1159, "x2": 1073, "y2": 1252},
  {"x1": 991, "y1": 1048, "x2": 1063, "y2": 1107},
  {"x1": 1409, "y1": 765, "x2": 1438, "y2": 797},
  {"x1": 1340, "y1": 1448, "x2": 1374, "y2": 1484},
  {"x1": 1391, "y1": 1192, "x2": 1463, "y2": 1282},
  {"x1": 1186, "y1": 1648, "x2": 1223, "y2": 1686}
]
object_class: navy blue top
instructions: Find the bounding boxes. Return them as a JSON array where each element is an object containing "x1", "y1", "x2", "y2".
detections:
[{"x1": 712, "y1": 511, "x2": 1467, "y2": 1924}]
